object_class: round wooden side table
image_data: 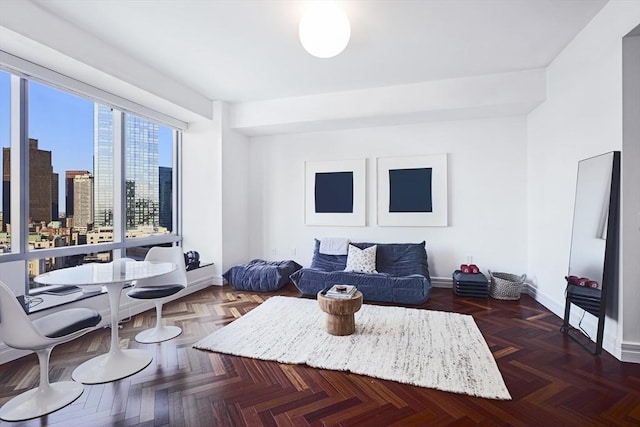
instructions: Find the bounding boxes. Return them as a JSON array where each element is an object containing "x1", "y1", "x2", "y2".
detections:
[{"x1": 317, "y1": 290, "x2": 363, "y2": 336}]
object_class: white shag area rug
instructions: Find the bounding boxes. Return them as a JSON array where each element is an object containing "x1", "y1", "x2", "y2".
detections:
[{"x1": 193, "y1": 296, "x2": 511, "y2": 400}]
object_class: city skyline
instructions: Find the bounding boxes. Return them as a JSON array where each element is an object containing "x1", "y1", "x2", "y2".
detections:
[{"x1": 0, "y1": 70, "x2": 173, "y2": 212}]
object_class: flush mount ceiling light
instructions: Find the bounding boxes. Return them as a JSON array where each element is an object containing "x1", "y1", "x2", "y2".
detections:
[{"x1": 299, "y1": 2, "x2": 351, "y2": 58}]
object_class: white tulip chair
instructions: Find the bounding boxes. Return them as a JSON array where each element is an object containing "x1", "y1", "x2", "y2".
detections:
[
  {"x1": 127, "y1": 246, "x2": 187, "y2": 343},
  {"x1": 0, "y1": 280, "x2": 101, "y2": 421}
]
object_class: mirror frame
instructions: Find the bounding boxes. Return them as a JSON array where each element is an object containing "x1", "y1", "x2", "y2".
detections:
[{"x1": 561, "y1": 151, "x2": 620, "y2": 355}]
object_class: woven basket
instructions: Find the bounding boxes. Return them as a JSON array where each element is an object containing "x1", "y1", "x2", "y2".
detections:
[{"x1": 488, "y1": 271, "x2": 526, "y2": 300}]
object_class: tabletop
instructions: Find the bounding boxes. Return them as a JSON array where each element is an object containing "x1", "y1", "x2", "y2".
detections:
[{"x1": 34, "y1": 260, "x2": 176, "y2": 287}]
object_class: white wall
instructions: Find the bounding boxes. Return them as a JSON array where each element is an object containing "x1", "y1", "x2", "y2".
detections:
[
  {"x1": 248, "y1": 116, "x2": 528, "y2": 281},
  {"x1": 182, "y1": 116, "x2": 223, "y2": 281},
  {"x1": 527, "y1": 1, "x2": 640, "y2": 359},
  {"x1": 622, "y1": 32, "x2": 640, "y2": 360},
  {"x1": 220, "y1": 102, "x2": 251, "y2": 272},
  {"x1": 181, "y1": 102, "x2": 250, "y2": 278}
]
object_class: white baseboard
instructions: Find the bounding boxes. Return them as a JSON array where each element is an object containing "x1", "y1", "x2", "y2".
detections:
[
  {"x1": 431, "y1": 276, "x2": 453, "y2": 288},
  {"x1": 621, "y1": 342, "x2": 640, "y2": 363},
  {"x1": 187, "y1": 264, "x2": 222, "y2": 286},
  {"x1": 0, "y1": 269, "x2": 221, "y2": 366}
]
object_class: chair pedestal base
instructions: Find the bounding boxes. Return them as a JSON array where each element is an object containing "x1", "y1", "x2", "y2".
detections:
[
  {"x1": 135, "y1": 325, "x2": 182, "y2": 343},
  {"x1": 0, "y1": 381, "x2": 83, "y2": 422}
]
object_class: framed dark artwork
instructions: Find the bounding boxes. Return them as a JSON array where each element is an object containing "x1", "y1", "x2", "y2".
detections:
[
  {"x1": 314, "y1": 171, "x2": 354, "y2": 213},
  {"x1": 388, "y1": 167, "x2": 433, "y2": 213},
  {"x1": 305, "y1": 159, "x2": 366, "y2": 226},
  {"x1": 377, "y1": 154, "x2": 447, "y2": 226}
]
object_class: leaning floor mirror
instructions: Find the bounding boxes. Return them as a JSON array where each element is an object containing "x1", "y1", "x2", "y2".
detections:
[{"x1": 561, "y1": 151, "x2": 620, "y2": 355}]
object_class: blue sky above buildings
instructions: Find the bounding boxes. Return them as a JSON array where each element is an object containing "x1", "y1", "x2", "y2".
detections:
[{"x1": 0, "y1": 70, "x2": 172, "y2": 211}]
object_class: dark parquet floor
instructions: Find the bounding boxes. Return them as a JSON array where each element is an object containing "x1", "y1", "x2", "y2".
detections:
[{"x1": 1, "y1": 284, "x2": 640, "y2": 426}]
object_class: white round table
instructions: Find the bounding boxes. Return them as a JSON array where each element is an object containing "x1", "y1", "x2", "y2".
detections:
[{"x1": 34, "y1": 260, "x2": 176, "y2": 384}]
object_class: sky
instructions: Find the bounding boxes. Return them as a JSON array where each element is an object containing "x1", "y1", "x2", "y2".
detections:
[{"x1": 0, "y1": 70, "x2": 173, "y2": 212}]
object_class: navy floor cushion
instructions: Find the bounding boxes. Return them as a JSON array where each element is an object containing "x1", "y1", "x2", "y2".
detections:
[{"x1": 223, "y1": 259, "x2": 302, "y2": 292}]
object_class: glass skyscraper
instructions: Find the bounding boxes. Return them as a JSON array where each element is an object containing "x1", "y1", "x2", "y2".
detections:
[
  {"x1": 94, "y1": 105, "x2": 114, "y2": 228},
  {"x1": 94, "y1": 105, "x2": 160, "y2": 229}
]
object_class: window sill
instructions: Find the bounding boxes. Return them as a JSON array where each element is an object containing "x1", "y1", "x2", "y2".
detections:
[{"x1": 19, "y1": 285, "x2": 126, "y2": 315}]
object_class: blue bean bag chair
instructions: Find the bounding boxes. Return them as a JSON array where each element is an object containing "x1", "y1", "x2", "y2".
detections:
[{"x1": 223, "y1": 259, "x2": 302, "y2": 292}]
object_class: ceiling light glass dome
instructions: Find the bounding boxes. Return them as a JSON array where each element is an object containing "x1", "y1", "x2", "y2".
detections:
[{"x1": 299, "y1": 2, "x2": 351, "y2": 58}]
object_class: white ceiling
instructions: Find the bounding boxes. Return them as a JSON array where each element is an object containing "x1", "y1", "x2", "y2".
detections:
[{"x1": 24, "y1": 0, "x2": 607, "y2": 104}]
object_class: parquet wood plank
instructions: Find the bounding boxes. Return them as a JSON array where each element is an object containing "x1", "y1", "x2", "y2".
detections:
[
  {"x1": 253, "y1": 389, "x2": 316, "y2": 413},
  {"x1": 110, "y1": 380, "x2": 131, "y2": 417},
  {"x1": 420, "y1": 392, "x2": 489, "y2": 423},
  {"x1": 242, "y1": 405, "x2": 265, "y2": 427},
  {"x1": 259, "y1": 390, "x2": 331, "y2": 420},
  {"x1": 314, "y1": 400, "x2": 386, "y2": 426},
  {"x1": 96, "y1": 381, "x2": 118, "y2": 413},
  {"x1": 124, "y1": 382, "x2": 143, "y2": 421},
  {"x1": 337, "y1": 402, "x2": 416, "y2": 427},
  {"x1": 180, "y1": 393, "x2": 199, "y2": 427},
  {"x1": 313, "y1": 370, "x2": 359, "y2": 400},
  {"x1": 280, "y1": 363, "x2": 310, "y2": 392},
  {"x1": 153, "y1": 387, "x2": 170, "y2": 425},
  {"x1": 2, "y1": 284, "x2": 640, "y2": 426},
  {"x1": 261, "y1": 361, "x2": 305, "y2": 391},
  {"x1": 387, "y1": 411, "x2": 452, "y2": 427},
  {"x1": 272, "y1": 412, "x2": 298, "y2": 427},
  {"x1": 348, "y1": 375, "x2": 406, "y2": 409},
  {"x1": 303, "y1": 395, "x2": 362, "y2": 424},
  {"x1": 138, "y1": 384, "x2": 155, "y2": 422},
  {"x1": 602, "y1": 393, "x2": 640, "y2": 424},
  {"x1": 234, "y1": 384, "x2": 300, "y2": 409}
]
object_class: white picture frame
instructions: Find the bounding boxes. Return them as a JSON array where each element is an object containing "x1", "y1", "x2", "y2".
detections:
[
  {"x1": 376, "y1": 154, "x2": 448, "y2": 226},
  {"x1": 305, "y1": 159, "x2": 366, "y2": 226}
]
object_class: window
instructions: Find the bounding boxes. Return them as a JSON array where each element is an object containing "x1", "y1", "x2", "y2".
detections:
[
  {"x1": 27, "y1": 80, "x2": 95, "y2": 243},
  {"x1": 0, "y1": 69, "x2": 181, "y2": 293}
]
